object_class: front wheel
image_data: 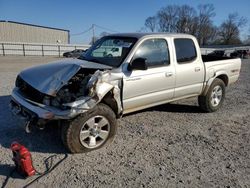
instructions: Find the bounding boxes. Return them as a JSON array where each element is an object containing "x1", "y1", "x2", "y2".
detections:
[
  {"x1": 198, "y1": 78, "x2": 226, "y2": 112},
  {"x1": 61, "y1": 103, "x2": 117, "y2": 153}
]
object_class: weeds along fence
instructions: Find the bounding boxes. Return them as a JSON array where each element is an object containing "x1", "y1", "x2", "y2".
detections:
[{"x1": 0, "y1": 42, "x2": 90, "y2": 57}]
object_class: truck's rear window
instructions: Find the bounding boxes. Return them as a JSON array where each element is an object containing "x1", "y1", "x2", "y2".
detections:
[{"x1": 174, "y1": 38, "x2": 197, "y2": 63}]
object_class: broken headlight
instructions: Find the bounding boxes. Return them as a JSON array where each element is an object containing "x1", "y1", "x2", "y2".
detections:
[{"x1": 86, "y1": 74, "x2": 99, "y2": 97}]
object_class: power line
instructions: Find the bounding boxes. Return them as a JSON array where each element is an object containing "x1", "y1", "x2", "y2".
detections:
[
  {"x1": 70, "y1": 24, "x2": 119, "y2": 37},
  {"x1": 70, "y1": 26, "x2": 92, "y2": 36},
  {"x1": 94, "y1": 24, "x2": 119, "y2": 33}
]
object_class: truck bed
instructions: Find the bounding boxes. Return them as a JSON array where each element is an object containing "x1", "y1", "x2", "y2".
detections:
[
  {"x1": 201, "y1": 55, "x2": 237, "y2": 62},
  {"x1": 202, "y1": 55, "x2": 241, "y2": 87}
]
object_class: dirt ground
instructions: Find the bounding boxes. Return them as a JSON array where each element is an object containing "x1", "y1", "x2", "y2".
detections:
[{"x1": 0, "y1": 56, "x2": 249, "y2": 188}]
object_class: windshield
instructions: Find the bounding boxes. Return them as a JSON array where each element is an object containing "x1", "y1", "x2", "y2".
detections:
[{"x1": 78, "y1": 36, "x2": 137, "y2": 67}]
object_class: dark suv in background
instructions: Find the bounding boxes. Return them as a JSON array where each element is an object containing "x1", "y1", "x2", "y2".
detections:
[
  {"x1": 63, "y1": 49, "x2": 86, "y2": 58},
  {"x1": 230, "y1": 49, "x2": 250, "y2": 59}
]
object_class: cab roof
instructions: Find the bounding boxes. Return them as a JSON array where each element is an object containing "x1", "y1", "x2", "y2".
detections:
[{"x1": 109, "y1": 33, "x2": 194, "y2": 39}]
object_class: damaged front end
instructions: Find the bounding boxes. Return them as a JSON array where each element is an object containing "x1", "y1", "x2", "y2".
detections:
[
  {"x1": 62, "y1": 70, "x2": 123, "y2": 115},
  {"x1": 10, "y1": 60, "x2": 123, "y2": 131}
]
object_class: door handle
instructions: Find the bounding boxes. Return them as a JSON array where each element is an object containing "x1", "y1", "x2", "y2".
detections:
[
  {"x1": 165, "y1": 72, "x2": 173, "y2": 77},
  {"x1": 195, "y1": 67, "x2": 201, "y2": 72}
]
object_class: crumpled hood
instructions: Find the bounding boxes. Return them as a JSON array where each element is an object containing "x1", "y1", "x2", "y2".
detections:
[{"x1": 19, "y1": 59, "x2": 112, "y2": 96}]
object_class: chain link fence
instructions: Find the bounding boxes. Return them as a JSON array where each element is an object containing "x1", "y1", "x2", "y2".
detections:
[
  {"x1": 0, "y1": 42, "x2": 249, "y2": 57},
  {"x1": 0, "y1": 42, "x2": 90, "y2": 57}
]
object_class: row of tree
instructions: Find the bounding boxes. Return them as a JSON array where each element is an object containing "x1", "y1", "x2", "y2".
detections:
[{"x1": 143, "y1": 4, "x2": 248, "y2": 45}]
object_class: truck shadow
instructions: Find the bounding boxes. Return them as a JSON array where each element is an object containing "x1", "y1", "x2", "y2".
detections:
[
  {"x1": 124, "y1": 103, "x2": 204, "y2": 117},
  {"x1": 148, "y1": 103, "x2": 204, "y2": 113},
  {"x1": 0, "y1": 95, "x2": 202, "y2": 154},
  {"x1": 0, "y1": 95, "x2": 67, "y2": 154}
]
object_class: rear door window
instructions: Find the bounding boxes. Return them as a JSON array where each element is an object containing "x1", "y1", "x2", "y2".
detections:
[{"x1": 174, "y1": 38, "x2": 197, "y2": 63}]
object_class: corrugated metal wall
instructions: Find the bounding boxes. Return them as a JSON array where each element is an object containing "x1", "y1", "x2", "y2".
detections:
[{"x1": 0, "y1": 21, "x2": 69, "y2": 44}]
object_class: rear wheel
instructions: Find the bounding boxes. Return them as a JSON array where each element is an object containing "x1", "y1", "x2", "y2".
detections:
[
  {"x1": 61, "y1": 103, "x2": 117, "y2": 153},
  {"x1": 198, "y1": 78, "x2": 226, "y2": 112}
]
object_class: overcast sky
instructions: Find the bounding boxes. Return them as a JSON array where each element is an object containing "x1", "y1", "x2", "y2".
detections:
[{"x1": 1, "y1": 0, "x2": 250, "y2": 44}]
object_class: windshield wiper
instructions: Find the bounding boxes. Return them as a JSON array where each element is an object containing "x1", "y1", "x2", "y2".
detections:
[
  {"x1": 78, "y1": 55, "x2": 103, "y2": 65},
  {"x1": 78, "y1": 56, "x2": 87, "y2": 60},
  {"x1": 88, "y1": 58, "x2": 102, "y2": 64}
]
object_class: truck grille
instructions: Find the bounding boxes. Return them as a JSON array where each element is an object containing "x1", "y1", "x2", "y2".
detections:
[{"x1": 16, "y1": 76, "x2": 45, "y2": 103}]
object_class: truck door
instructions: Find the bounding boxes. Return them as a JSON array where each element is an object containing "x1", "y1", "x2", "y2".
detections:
[
  {"x1": 173, "y1": 38, "x2": 205, "y2": 98},
  {"x1": 122, "y1": 38, "x2": 175, "y2": 114}
]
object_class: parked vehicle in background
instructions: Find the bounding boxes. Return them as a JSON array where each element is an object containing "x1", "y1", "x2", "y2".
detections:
[
  {"x1": 207, "y1": 50, "x2": 225, "y2": 57},
  {"x1": 10, "y1": 33, "x2": 241, "y2": 153},
  {"x1": 63, "y1": 49, "x2": 86, "y2": 58},
  {"x1": 230, "y1": 49, "x2": 250, "y2": 59},
  {"x1": 104, "y1": 47, "x2": 122, "y2": 57},
  {"x1": 92, "y1": 47, "x2": 122, "y2": 57}
]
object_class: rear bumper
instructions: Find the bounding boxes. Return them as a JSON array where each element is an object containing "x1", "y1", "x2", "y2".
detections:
[{"x1": 10, "y1": 88, "x2": 79, "y2": 120}]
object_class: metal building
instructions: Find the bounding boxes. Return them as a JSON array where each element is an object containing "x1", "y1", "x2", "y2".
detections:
[{"x1": 0, "y1": 20, "x2": 70, "y2": 44}]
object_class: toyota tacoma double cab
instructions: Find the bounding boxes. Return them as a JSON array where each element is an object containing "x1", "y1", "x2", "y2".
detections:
[{"x1": 10, "y1": 33, "x2": 241, "y2": 153}]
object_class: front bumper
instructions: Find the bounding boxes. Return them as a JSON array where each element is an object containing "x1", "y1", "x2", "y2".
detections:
[{"x1": 10, "y1": 88, "x2": 80, "y2": 120}]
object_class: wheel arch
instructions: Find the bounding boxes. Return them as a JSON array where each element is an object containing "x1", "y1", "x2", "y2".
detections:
[
  {"x1": 100, "y1": 91, "x2": 122, "y2": 118},
  {"x1": 202, "y1": 72, "x2": 229, "y2": 96},
  {"x1": 216, "y1": 74, "x2": 229, "y2": 86}
]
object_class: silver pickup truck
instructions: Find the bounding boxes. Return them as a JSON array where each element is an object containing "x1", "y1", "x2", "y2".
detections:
[{"x1": 10, "y1": 33, "x2": 241, "y2": 153}]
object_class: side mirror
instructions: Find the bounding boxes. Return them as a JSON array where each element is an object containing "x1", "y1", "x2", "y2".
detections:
[{"x1": 128, "y1": 58, "x2": 148, "y2": 71}]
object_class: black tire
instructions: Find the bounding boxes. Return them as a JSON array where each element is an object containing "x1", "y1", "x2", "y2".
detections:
[
  {"x1": 61, "y1": 103, "x2": 117, "y2": 153},
  {"x1": 198, "y1": 78, "x2": 226, "y2": 112}
]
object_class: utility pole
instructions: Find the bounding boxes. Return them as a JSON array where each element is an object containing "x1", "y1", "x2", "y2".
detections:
[{"x1": 92, "y1": 24, "x2": 95, "y2": 45}]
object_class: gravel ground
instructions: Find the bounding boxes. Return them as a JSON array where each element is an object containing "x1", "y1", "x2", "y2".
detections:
[{"x1": 0, "y1": 56, "x2": 249, "y2": 188}]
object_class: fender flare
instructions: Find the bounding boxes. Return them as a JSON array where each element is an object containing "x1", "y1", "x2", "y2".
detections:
[{"x1": 201, "y1": 71, "x2": 229, "y2": 96}]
